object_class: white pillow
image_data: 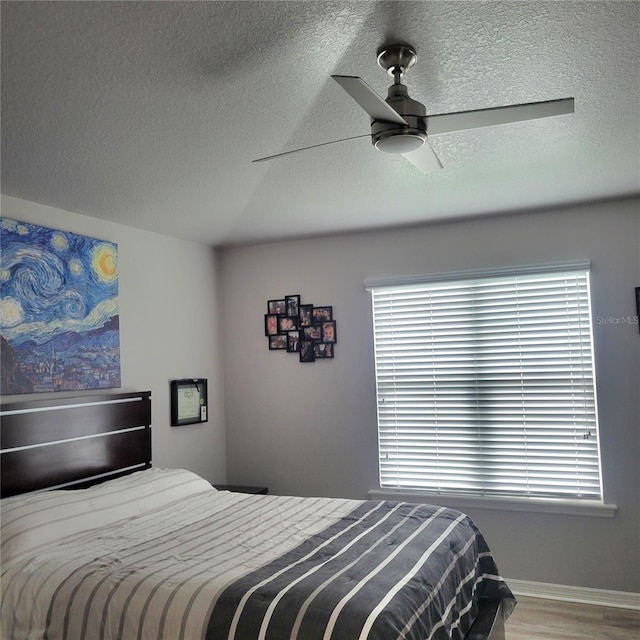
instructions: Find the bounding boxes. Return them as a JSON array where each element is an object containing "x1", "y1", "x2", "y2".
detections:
[{"x1": 1, "y1": 467, "x2": 214, "y2": 566}]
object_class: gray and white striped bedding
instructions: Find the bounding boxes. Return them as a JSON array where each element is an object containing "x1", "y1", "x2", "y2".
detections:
[{"x1": 1, "y1": 468, "x2": 515, "y2": 640}]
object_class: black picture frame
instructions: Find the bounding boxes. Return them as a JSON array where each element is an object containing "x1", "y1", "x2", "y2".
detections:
[
  {"x1": 279, "y1": 315, "x2": 298, "y2": 333},
  {"x1": 302, "y1": 325, "x2": 321, "y2": 341},
  {"x1": 269, "y1": 334, "x2": 287, "y2": 350},
  {"x1": 265, "y1": 314, "x2": 280, "y2": 336},
  {"x1": 287, "y1": 330, "x2": 300, "y2": 352},
  {"x1": 299, "y1": 340, "x2": 315, "y2": 362},
  {"x1": 299, "y1": 304, "x2": 313, "y2": 327},
  {"x1": 268, "y1": 299, "x2": 287, "y2": 315},
  {"x1": 321, "y1": 320, "x2": 336, "y2": 343},
  {"x1": 170, "y1": 379, "x2": 208, "y2": 426},
  {"x1": 314, "y1": 343, "x2": 334, "y2": 359},
  {"x1": 636, "y1": 287, "x2": 640, "y2": 333},
  {"x1": 286, "y1": 294, "x2": 301, "y2": 317},
  {"x1": 312, "y1": 306, "x2": 332, "y2": 322}
]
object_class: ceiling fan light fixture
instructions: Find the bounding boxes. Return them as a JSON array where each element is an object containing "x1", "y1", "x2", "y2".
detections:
[{"x1": 375, "y1": 133, "x2": 425, "y2": 154}]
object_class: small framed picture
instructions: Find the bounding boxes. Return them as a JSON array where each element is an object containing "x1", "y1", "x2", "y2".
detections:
[
  {"x1": 287, "y1": 330, "x2": 300, "y2": 352},
  {"x1": 299, "y1": 340, "x2": 315, "y2": 362},
  {"x1": 321, "y1": 320, "x2": 336, "y2": 343},
  {"x1": 286, "y1": 294, "x2": 301, "y2": 317},
  {"x1": 314, "y1": 343, "x2": 334, "y2": 359},
  {"x1": 269, "y1": 334, "x2": 287, "y2": 350},
  {"x1": 312, "y1": 306, "x2": 332, "y2": 322},
  {"x1": 170, "y1": 379, "x2": 208, "y2": 426},
  {"x1": 265, "y1": 314, "x2": 280, "y2": 336},
  {"x1": 279, "y1": 316, "x2": 298, "y2": 333},
  {"x1": 268, "y1": 299, "x2": 287, "y2": 315},
  {"x1": 302, "y1": 325, "x2": 321, "y2": 341},
  {"x1": 299, "y1": 304, "x2": 313, "y2": 327}
]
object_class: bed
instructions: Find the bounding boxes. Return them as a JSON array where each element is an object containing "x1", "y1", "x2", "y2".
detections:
[{"x1": 1, "y1": 392, "x2": 515, "y2": 640}]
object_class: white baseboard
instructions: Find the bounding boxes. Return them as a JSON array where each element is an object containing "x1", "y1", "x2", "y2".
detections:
[{"x1": 506, "y1": 578, "x2": 640, "y2": 610}]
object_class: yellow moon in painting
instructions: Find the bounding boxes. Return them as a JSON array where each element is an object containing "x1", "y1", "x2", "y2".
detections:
[{"x1": 92, "y1": 244, "x2": 118, "y2": 284}]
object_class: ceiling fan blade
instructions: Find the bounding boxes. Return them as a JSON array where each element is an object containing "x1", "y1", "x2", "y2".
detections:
[
  {"x1": 332, "y1": 75, "x2": 408, "y2": 125},
  {"x1": 426, "y1": 97, "x2": 574, "y2": 135},
  {"x1": 402, "y1": 139, "x2": 443, "y2": 174},
  {"x1": 253, "y1": 134, "x2": 370, "y2": 163}
]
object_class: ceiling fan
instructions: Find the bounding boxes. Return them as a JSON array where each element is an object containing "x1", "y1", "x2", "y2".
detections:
[{"x1": 253, "y1": 43, "x2": 574, "y2": 174}]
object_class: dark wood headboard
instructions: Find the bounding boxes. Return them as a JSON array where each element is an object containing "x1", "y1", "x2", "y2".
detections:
[{"x1": 0, "y1": 391, "x2": 152, "y2": 498}]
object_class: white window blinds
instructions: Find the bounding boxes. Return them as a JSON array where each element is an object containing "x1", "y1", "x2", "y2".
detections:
[{"x1": 367, "y1": 263, "x2": 602, "y2": 501}]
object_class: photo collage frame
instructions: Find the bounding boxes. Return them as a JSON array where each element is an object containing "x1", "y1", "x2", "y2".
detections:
[{"x1": 265, "y1": 294, "x2": 336, "y2": 362}]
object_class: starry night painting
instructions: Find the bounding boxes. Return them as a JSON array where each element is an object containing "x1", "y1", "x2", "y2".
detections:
[{"x1": 0, "y1": 218, "x2": 121, "y2": 394}]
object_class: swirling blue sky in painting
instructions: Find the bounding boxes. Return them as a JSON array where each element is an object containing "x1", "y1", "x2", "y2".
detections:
[
  {"x1": 1, "y1": 218, "x2": 120, "y2": 393},
  {"x1": 1, "y1": 218, "x2": 118, "y2": 345}
]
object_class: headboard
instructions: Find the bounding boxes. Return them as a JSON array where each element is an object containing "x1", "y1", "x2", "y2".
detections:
[{"x1": 0, "y1": 391, "x2": 152, "y2": 498}]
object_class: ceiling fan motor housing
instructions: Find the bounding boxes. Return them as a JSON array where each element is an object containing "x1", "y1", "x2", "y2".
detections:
[{"x1": 372, "y1": 83, "x2": 428, "y2": 153}]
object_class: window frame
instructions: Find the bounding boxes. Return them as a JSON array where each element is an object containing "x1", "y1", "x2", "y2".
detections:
[{"x1": 366, "y1": 261, "x2": 605, "y2": 505}]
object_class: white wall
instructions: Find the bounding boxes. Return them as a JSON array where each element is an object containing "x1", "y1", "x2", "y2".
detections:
[
  {"x1": 1, "y1": 195, "x2": 227, "y2": 485},
  {"x1": 220, "y1": 197, "x2": 640, "y2": 593}
]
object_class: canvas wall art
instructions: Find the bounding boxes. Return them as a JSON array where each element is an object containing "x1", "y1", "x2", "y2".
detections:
[{"x1": 0, "y1": 218, "x2": 121, "y2": 394}]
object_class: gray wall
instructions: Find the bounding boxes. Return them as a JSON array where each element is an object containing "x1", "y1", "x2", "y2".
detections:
[
  {"x1": 1, "y1": 195, "x2": 227, "y2": 485},
  {"x1": 220, "y1": 198, "x2": 640, "y2": 593},
  {"x1": 2, "y1": 194, "x2": 638, "y2": 592}
]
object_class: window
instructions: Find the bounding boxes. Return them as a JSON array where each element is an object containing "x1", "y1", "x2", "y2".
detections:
[{"x1": 367, "y1": 262, "x2": 602, "y2": 501}]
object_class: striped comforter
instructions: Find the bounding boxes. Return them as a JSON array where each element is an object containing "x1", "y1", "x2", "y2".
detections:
[{"x1": 1, "y1": 469, "x2": 515, "y2": 640}]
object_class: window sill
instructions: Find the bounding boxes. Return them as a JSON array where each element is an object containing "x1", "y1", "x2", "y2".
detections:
[{"x1": 367, "y1": 489, "x2": 617, "y2": 518}]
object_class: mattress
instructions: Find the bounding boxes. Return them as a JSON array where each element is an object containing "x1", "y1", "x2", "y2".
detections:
[{"x1": 1, "y1": 468, "x2": 515, "y2": 639}]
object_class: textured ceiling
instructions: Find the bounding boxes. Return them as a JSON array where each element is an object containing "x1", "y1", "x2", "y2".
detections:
[{"x1": 2, "y1": 1, "x2": 639, "y2": 247}]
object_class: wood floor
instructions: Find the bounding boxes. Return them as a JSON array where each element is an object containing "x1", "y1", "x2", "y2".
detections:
[{"x1": 505, "y1": 596, "x2": 640, "y2": 640}]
